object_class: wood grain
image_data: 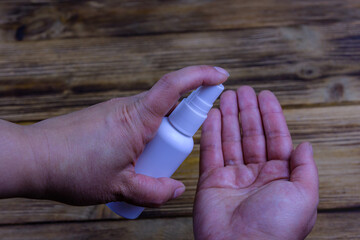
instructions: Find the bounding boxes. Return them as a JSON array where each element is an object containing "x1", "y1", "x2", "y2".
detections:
[
  {"x1": 1, "y1": 21, "x2": 360, "y2": 121},
  {"x1": 0, "y1": 211, "x2": 359, "y2": 240},
  {"x1": 0, "y1": 218, "x2": 194, "y2": 240},
  {"x1": 307, "y1": 210, "x2": 360, "y2": 239},
  {"x1": 1, "y1": 0, "x2": 360, "y2": 42},
  {"x1": 0, "y1": 1, "x2": 359, "y2": 238},
  {"x1": 0, "y1": 105, "x2": 358, "y2": 224}
]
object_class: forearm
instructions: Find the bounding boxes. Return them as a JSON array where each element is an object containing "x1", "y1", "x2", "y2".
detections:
[{"x1": 0, "y1": 119, "x2": 44, "y2": 199}]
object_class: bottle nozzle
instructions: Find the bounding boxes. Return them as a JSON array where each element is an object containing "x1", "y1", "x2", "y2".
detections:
[
  {"x1": 169, "y1": 84, "x2": 224, "y2": 136},
  {"x1": 197, "y1": 84, "x2": 225, "y2": 105}
]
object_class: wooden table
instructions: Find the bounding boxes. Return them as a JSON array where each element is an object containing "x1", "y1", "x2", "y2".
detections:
[{"x1": 0, "y1": 1, "x2": 359, "y2": 239}]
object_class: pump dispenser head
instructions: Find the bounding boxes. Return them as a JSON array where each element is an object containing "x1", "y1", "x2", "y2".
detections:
[{"x1": 169, "y1": 84, "x2": 224, "y2": 137}]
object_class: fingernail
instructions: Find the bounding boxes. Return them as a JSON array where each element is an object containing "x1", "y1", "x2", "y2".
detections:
[
  {"x1": 214, "y1": 66, "x2": 230, "y2": 77},
  {"x1": 173, "y1": 186, "x2": 185, "y2": 199},
  {"x1": 308, "y1": 142, "x2": 313, "y2": 155}
]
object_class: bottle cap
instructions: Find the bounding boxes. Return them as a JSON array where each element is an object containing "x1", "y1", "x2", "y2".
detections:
[{"x1": 169, "y1": 84, "x2": 224, "y2": 136}]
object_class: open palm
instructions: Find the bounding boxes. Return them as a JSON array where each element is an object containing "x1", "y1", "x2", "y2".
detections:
[{"x1": 193, "y1": 87, "x2": 319, "y2": 240}]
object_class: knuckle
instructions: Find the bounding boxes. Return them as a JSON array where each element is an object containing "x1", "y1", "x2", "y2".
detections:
[
  {"x1": 109, "y1": 179, "x2": 128, "y2": 202},
  {"x1": 106, "y1": 98, "x2": 136, "y2": 126},
  {"x1": 266, "y1": 129, "x2": 291, "y2": 139},
  {"x1": 242, "y1": 128, "x2": 264, "y2": 137},
  {"x1": 151, "y1": 197, "x2": 166, "y2": 207},
  {"x1": 193, "y1": 65, "x2": 213, "y2": 77},
  {"x1": 201, "y1": 143, "x2": 220, "y2": 153},
  {"x1": 159, "y1": 72, "x2": 176, "y2": 89}
]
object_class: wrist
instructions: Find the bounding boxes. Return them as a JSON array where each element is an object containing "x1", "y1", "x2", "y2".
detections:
[
  {"x1": 16, "y1": 124, "x2": 48, "y2": 199},
  {"x1": 22, "y1": 124, "x2": 52, "y2": 199},
  {"x1": 0, "y1": 120, "x2": 46, "y2": 199}
]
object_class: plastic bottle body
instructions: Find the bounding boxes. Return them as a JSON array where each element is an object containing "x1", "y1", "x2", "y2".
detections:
[
  {"x1": 106, "y1": 117, "x2": 194, "y2": 219},
  {"x1": 134, "y1": 117, "x2": 194, "y2": 177}
]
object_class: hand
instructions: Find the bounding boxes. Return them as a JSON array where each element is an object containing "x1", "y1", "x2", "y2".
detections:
[
  {"x1": 193, "y1": 87, "x2": 319, "y2": 240},
  {"x1": 13, "y1": 65, "x2": 228, "y2": 206}
]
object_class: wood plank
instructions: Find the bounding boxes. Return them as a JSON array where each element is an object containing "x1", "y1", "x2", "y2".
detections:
[
  {"x1": 0, "y1": 218, "x2": 194, "y2": 240},
  {"x1": 307, "y1": 210, "x2": 360, "y2": 239},
  {"x1": 0, "y1": 211, "x2": 359, "y2": 240},
  {"x1": 306, "y1": 209, "x2": 360, "y2": 240},
  {"x1": 0, "y1": 105, "x2": 358, "y2": 224},
  {"x1": 2, "y1": 21, "x2": 360, "y2": 121},
  {"x1": 1, "y1": 0, "x2": 360, "y2": 42}
]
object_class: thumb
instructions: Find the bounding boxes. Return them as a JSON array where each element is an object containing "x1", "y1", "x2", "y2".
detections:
[
  {"x1": 290, "y1": 142, "x2": 319, "y2": 198},
  {"x1": 121, "y1": 173, "x2": 186, "y2": 207},
  {"x1": 140, "y1": 65, "x2": 229, "y2": 119}
]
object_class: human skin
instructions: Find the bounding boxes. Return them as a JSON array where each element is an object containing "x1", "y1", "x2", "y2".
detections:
[
  {"x1": 0, "y1": 65, "x2": 229, "y2": 207},
  {"x1": 193, "y1": 87, "x2": 319, "y2": 240}
]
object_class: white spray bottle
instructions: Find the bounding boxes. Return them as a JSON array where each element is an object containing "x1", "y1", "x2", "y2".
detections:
[{"x1": 106, "y1": 84, "x2": 224, "y2": 219}]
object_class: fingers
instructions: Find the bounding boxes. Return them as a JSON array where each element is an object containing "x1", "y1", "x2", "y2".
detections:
[
  {"x1": 220, "y1": 90, "x2": 243, "y2": 165},
  {"x1": 200, "y1": 109, "x2": 223, "y2": 175},
  {"x1": 258, "y1": 90, "x2": 293, "y2": 161},
  {"x1": 237, "y1": 86, "x2": 266, "y2": 164},
  {"x1": 122, "y1": 174, "x2": 186, "y2": 207},
  {"x1": 142, "y1": 65, "x2": 229, "y2": 118},
  {"x1": 290, "y1": 142, "x2": 319, "y2": 197}
]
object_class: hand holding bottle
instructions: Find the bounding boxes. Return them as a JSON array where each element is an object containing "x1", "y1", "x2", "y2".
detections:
[
  {"x1": 193, "y1": 86, "x2": 319, "y2": 240},
  {"x1": 0, "y1": 65, "x2": 229, "y2": 207},
  {"x1": 107, "y1": 83, "x2": 225, "y2": 218}
]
